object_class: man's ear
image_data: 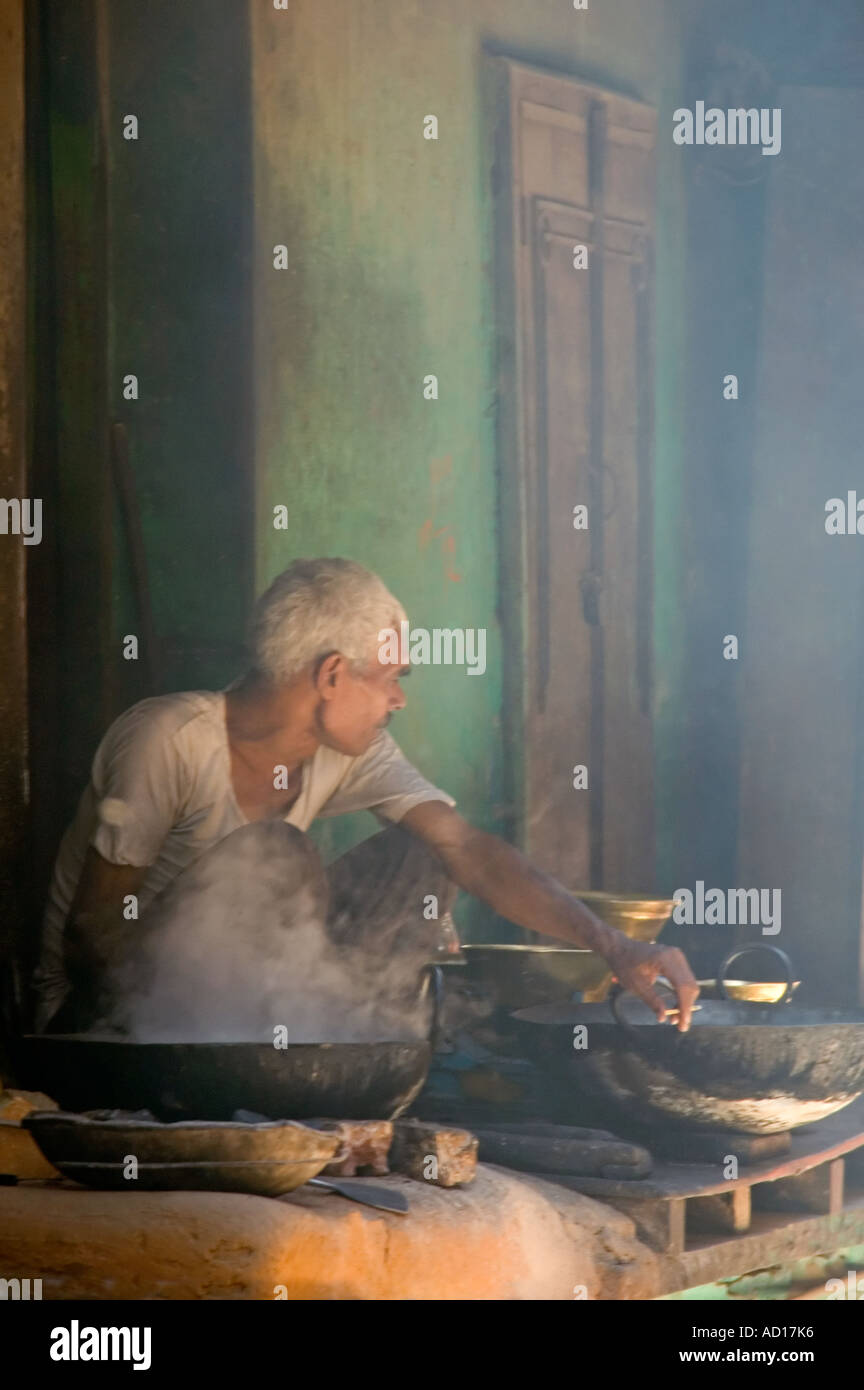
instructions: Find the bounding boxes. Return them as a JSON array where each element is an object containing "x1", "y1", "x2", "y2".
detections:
[{"x1": 315, "y1": 651, "x2": 344, "y2": 698}]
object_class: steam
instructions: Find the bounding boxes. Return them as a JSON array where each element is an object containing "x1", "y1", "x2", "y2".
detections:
[{"x1": 104, "y1": 822, "x2": 435, "y2": 1044}]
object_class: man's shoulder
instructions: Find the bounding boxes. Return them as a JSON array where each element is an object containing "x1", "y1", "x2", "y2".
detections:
[
  {"x1": 101, "y1": 691, "x2": 223, "y2": 749},
  {"x1": 309, "y1": 729, "x2": 454, "y2": 823},
  {"x1": 315, "y1": 730, "x2": 404, "y2": 776}
]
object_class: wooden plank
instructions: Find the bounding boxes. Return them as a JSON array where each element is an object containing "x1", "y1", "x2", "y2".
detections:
[
  {"x1": 652, "y1": 1129, "x2": 789, "y2": 1164},
  {"x1": 603, "y1": 114, "x2": 655, "y2": 889},
  {"x1": 529, "y1": 206, "x2": 593, "y2": 880},
  {"x1": 656, "y1": 1196, "x2": 864, "y2": 1298},
  {"x1": 553, "y1": 1099, "x2": 864, "y2": 1202},
  {"x1": 688, "y1": 1186, "x2": 751, "y2": 1235},
  {"x1": 610, "y1": 1194, "x2": 686, "y2": 1255},
  {"x1": 842, "y1": 1145, "x2": 864, "y2": 1184},
  {"x1": 752, "y1": 1158, "x2": 844, "y2": 1215}
]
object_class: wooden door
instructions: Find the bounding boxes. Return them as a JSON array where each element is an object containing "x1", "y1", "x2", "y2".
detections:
[{"x1": 495, "y1": 60, "x2": 656, "y2": 890}]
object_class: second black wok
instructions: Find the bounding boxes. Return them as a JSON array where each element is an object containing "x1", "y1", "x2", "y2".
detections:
[{"x1": 512, "y1": 995, "x2": 864, "y2": 1135}]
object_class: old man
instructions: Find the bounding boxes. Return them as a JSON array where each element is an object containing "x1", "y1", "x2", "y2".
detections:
[{"x1": 33, "y1": 557, "x2": 698, "y2": 1037}]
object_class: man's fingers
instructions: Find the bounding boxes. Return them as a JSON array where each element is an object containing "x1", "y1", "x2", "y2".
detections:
[
  {"x1": 658, "y1": 955, "x2": 700, "y2": 1031},
  {"x1": 627, "y1": 977, "x2": 669, "y2": 1024},
  {"x1": 613, "y1": 945, "x2": 700, "y2": 1031},
  {"x1": 677, "y1": 982, "x2": 701, "y2": 1032},
  {"x1": 634, "y1": 957, "x2": 699, "y2": 1031}
]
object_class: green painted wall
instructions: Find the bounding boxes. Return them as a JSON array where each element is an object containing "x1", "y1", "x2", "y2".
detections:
[
  {"x1": 33, "y1": 0, "x2": 695, "y2": 941},
  {"x1": 31, "y1": 0, "x2": 254, "y2": 859},
  {"x1": 105, "y1": 0, "x2": 254, "y2": 701},
  {"x1": 250, "y1": 0, "x2": 690, "y2": 922},
  {"x1": 33, "y1": 0, "x2": 255, "y2": 822}
]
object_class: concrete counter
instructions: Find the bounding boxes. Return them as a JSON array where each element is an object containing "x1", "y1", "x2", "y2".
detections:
[{"x1": 0, "y1": 1164, "x2": 657, "y2": 1300}]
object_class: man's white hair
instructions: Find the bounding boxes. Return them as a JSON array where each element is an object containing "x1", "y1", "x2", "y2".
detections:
[{"x1": 251, "y1": 557, "x2": 406, "y2": 685}]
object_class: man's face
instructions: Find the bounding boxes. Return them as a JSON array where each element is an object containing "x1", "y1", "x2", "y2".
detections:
[{"x1": 315, "y1": 638, "x2": 409, "y2": 756}]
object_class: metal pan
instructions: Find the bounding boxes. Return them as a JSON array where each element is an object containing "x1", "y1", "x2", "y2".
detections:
[
  {"x1": 697, "y1": 979, "x2": 801, "y2": 1004},
  {"x1": 698, "y1": 943, "x2": 801, "y2": 1003},
  {"x1": 12, "y1": 1035, "x2": 431, "y2": 1122},
  {"x1": 511, "y1": 948, "x2": 864, "y2": 1135},
  {"x1": 13, "y1": 967, "x2": 445, "y2": 1122},
  {"x1": 458, "y1": 945, "x2": 612, "y2": 1010},
  {"x1": 454, "y1": 894, "x2": 674, "y2": 1011}
]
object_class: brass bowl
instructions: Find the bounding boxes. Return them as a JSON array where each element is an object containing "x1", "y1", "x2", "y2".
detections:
[
  {"x1": 571, "y1": 891, "x2": 674, "y2": 942},
  {"x1": 537, "y1": 892, "x2": 674, "y2": 1004},
  {"x1": 460, "y1": 945, "x2": 615, "y2": 1011},
  {"x1": 698, "y1": 979, "x2": 801, "y2": 1004},
  {"x1": 451, "y1": 895, "x2": 674, "y2": 1011}
]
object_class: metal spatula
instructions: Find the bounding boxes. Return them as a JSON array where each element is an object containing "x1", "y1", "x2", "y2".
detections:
[{"x1": 307, "y1": 1177, "x2": 409, "y2": 1214}]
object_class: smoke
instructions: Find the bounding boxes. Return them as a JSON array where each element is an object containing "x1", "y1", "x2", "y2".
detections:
[{"x1": 103, "y1": 822, "x2": 435, "y2": 1044}]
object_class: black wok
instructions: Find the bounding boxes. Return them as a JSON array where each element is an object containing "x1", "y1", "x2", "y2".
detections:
[
  {"x1": 512, "y1": 993, "x2": 864, "y2": 1135},
  {"x1": 13, "y1": 1034, "x2": 431, "y2": 1122}
]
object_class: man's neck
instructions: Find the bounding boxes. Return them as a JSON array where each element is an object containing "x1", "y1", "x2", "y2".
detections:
[{"x1": 224, "y1": 673, "x2": 320, "y2": 772}]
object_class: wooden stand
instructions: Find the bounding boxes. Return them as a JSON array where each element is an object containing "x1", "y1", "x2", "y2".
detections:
[{"x1": 544, "y1": 1101, "x2": 864, "y2": 1263}]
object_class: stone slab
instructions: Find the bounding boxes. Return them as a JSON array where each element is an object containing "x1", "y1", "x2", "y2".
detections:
[{"x1": 0, "y1": 1163, "x2": 657, "y2": 1301}]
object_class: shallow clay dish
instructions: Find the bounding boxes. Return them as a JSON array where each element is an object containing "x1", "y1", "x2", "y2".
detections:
[{"x1": 23, "y1": 1111, "x2": 341, "y2": 1194}]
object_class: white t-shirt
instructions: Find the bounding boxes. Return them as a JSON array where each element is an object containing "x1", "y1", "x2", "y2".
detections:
[{"x1": 34, "y1": 690, "x2": 454, "y2": 1028}]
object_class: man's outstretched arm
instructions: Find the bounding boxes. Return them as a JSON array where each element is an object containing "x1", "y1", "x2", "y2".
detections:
[{"x1": 401, "y1": 800, "x2": 699, "y2": 1031}]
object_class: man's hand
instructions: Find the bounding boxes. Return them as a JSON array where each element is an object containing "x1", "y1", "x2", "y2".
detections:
[
  {"x1": 602, "y1": 939, "x2": 700, "y2": 1032},
  {"x1": 401, "y1": 802, "x2": 701, "y2": 1029}
]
